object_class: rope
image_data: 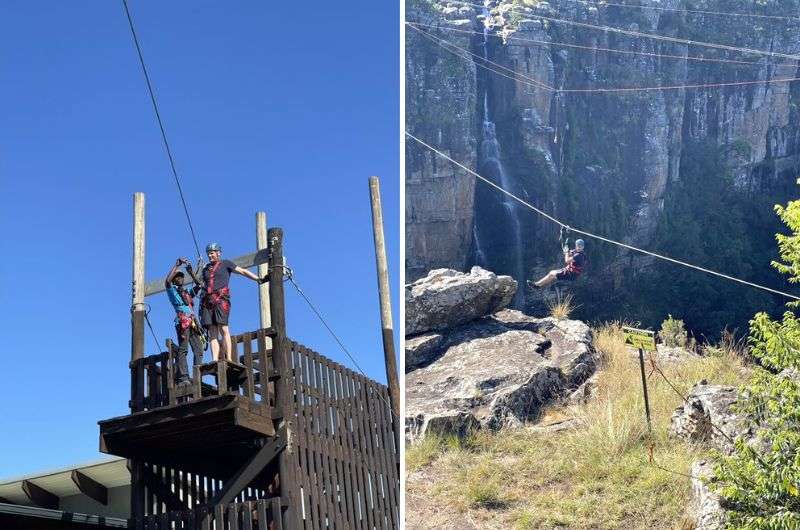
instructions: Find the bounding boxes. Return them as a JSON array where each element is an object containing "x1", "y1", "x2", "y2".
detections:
[
  {"x1": 405, "y1": 132, "x2": 800, "y2": 301},
  {"x1": 121, "y1": 0, "x2": 203, "y2": 262},
  {"x1": 286, "y1": 275, "x2": 399, "y2": 421},
  {"x1": 409, "y1": 23, "x2": 800, "y2": 93},
  {"x1": 442, "y1": 0, "x2": 800, "y2": 61},
  {"x1": 407, "y1": 21, "x2": 799, "y2": 68}
]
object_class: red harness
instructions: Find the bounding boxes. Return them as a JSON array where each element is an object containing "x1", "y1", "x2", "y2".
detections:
[
  {"x1": 565, "y1": 251, "x2": 585, "y2": 275},
  {"x1": 204, "y1": 261, "x2": 230, "y2": 312}
]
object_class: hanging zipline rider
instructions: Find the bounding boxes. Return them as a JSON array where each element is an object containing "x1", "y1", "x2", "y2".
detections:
[{"x1": 529, "y1": 233, "x2": 587, "y2": 289}]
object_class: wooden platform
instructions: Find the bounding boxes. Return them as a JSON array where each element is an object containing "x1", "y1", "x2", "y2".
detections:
[{"x1": 98, "y1": 394, "x2": 274, "y2": 477}]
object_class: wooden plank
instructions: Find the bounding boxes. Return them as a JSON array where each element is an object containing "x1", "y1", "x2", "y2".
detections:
[
  {"x1": 144, "y1": 248, "x2": 270, "y2": 297},
  {"x1": 257, "y1": 331, "x2": 271, "y2": 408},
  {"x1": 327, "y1": 364, "x2": 355, "y2": 530},
  {"x1": 305, "y1": 351, "x2": 325, "y2": 530},
  {"x1": 308, "y1": 349, "x2": 341, "y2": 530},
  {"x1": 228, "y1": 502, "x2": 239, "y2": 530},
  {"x1": 244, "y1": 333, "x2": 255, "y2": 400},
  {"x1": 270, "y1": 498, "x2": 283, "y2": 530},
  {"x1": 214, "y1": 504, "x2": 225, "y2": 530},
  {"x1": 256, "y1": 499, "x2": 269, "y2": 530},
  {"x1": 256, "y1": 212, "x2": 272, "y2": 333},
  {"x1": 334, "y1": 365, "x2": 362, "y2": 529},
  {"x1": 165, "y1": 347, "x2": 176, "y2": 407},
  {"x1": 22, "y1": 480, "x2": 58, "y2": 510},
  {"x1": 352, "y1": 375, "x2": 377, "y2": 530},
  {"x1": 71, "y1": 469, "x2": 108, "y2": 506},
  {"x1": 142, "y1": 465, "x2": 184, "y2": 512},
  {"x1": 199, "y1": 505, "x2": 211, "y2": 530},
  {"x1": 243, "y1": 500, "x2": 254, "y2": 530},
  {"x1": 320, "y1": 360, "x2": 347, "y2": 530},
  {"x1": 217, "y1": 360, "x2": 228, "y2": 395},
  {"x1": 374, "y1": 385, "x2": 399, "y2": 528},
  {"x1": 362, "y1": 382, "x2": 389, "y2": 529}
]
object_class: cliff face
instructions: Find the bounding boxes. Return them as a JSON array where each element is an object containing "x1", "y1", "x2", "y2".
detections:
[{"x1": 406, "y1": 0, "x2": 800, "y2": 333}]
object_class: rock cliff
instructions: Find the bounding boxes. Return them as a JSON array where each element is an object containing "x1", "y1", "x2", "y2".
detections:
[{"x1": 406, "y1": 0, "x2": 800, "y2": 333}]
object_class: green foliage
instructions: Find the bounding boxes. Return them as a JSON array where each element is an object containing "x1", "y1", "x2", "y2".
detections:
[
  {"x1": 660, "y1": 314, "x2": 689, "y2": 348},
  {"x1": 712, "y1": 190, "x2": 800, "y2": 529}
]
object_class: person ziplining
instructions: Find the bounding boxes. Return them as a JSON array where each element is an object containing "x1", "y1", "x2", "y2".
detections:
[{"x1": 529, "y1": 237, "x2": 587, "y2": 289}]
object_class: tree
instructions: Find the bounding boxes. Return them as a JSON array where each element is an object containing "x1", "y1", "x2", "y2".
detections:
[{"x1": 713, "y1": 188, "x2": 800, "y2": 529}]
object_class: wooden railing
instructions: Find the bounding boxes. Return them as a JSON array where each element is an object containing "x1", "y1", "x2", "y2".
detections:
[
  {"x1": 141, "y1": 498, "x2": 282, "y2": 530},
  {"x1": 129, "y1": 328, "x2": 277, "y2": 413},
  {"x1": 286, "y1": 341, "x2": 400, "y2": 530}
]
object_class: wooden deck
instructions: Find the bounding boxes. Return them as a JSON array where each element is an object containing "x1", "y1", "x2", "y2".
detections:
[{"x1": 99, "y1": 393, "x2": 274, "y2": 477}]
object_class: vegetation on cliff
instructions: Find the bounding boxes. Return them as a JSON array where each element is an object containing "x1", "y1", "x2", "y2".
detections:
[{"x1": 712, "y1": 193, "x2": 800, "y2": 529}]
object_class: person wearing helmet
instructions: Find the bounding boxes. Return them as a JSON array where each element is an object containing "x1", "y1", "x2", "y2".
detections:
[
  {"x1": 530, "y1": 238, "x2": 587, "y2": 288},
  {"x1": 201, "y1": 242, "x2": 267, "y2": 363},
  {"x1": 164, "y1": 258, "x2": 206, "y2": 385}
]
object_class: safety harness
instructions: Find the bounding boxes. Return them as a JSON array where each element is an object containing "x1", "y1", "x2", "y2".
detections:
[{"x1": 204, "y1": 261, "x2": 231, "y2": 313}]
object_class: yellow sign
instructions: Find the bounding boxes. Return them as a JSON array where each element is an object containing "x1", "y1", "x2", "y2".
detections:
[{"x1": 622, "y1": 327, "x2": 657, "y2": 351}]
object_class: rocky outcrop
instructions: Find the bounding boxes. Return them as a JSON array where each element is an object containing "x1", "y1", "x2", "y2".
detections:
[
  {"x1": 406, "y1": 309, "x2": 595, "y2": 442},
  {"x1": 405, "y1": 267, "x2": 517, "y2": 335},
  {"x1": 669, "y1": 381, "x2": 747, "y2": 453},
  {"x1": 690, "y1": 460, "x2": 726, "y2": 530}
]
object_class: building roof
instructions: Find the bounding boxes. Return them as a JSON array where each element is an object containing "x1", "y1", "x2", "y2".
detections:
[{"x1": 0, "y1": 457, "x2": 129, "y2": 505}]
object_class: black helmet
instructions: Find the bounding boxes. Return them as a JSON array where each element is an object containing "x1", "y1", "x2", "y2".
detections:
[{"x1": 206, "y1": 242, "x2": 222, "y2": 253}]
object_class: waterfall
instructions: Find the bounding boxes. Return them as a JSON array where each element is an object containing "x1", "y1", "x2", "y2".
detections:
[
  {"x1": 478, "y1": 5, "x2": 525, "y2": 307},
  {"x1": 473, "y1": 224, "x2": 488, "y2": 267}
]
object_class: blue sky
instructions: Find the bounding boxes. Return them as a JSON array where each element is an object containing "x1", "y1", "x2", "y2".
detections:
[{"x1": 0, "y1": 1, "x2": 399, "y2": 477}]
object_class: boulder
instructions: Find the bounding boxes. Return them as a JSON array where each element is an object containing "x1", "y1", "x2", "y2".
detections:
[
  {"x1": 405, "y1": 267, "x2": 517, "y2": 335},
  {"x1": 690, "y1": 460, "x2": 725, "y2": 530},
  {"x1": 405, "y1": 333, "x2": 445, "y2": 371},
  {"x1": 669, "y1": 381, "x2": 748, "y2": 453},
  {"x1": 405, "y1": 310, "x2": 595, "y2": 442}
]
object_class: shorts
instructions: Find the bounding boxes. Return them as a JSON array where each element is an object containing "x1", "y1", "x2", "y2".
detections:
[
  {"x1": 201, "y1": 301, "x2": 230, "y2": 327},
  {"x1": 556, "y1": 269, "x2": 579, "y2": 281}
]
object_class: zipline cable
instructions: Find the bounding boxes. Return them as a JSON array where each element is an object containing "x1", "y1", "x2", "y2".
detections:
[
  {"x1": 287, "y1": 276, "x2": 398, "y2": 420},
  {"x1": 407, "y1": 21, "x2": 799, "y2": 68},
  {"x1": 405, "y1": 132, "x2": 800, "y2": 301},
  {"x1": 409, "y1": 24, "x2": 800, "y2": 93},
  {"x1": 121, "y1": 0, "x2": 203, "y2": 262},
  {"x1": 442, "y1": 0, "x2": 800, "y2": 60}
]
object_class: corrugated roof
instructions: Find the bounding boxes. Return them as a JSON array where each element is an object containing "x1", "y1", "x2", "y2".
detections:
[{"x1": 0, "y1": 457, "x2": 129, "y2": 505}]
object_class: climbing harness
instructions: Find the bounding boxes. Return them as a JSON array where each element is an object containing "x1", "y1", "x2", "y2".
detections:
[{"x1": 204, "y1": 260, "x2": 231, "y2": 314}]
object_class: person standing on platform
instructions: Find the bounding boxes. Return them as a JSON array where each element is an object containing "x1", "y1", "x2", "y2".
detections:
[
  {"x1": 164, "y1": 258, "x2": 206, "y2": 385},
  {"x1": 201, "y1": 242, "x2": 267, "y2": 362}
]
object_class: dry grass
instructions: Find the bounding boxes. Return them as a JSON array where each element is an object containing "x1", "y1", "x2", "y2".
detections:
[
  {"x1": 405, "y1": 322, "x2": 751, "y2": 530},
  {"x1": 546, "y1": 292, "x2": 578, "y2": 320}
]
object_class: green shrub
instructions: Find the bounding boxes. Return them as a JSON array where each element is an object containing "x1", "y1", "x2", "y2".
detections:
[
  {"x1": 713, "y1": 188, "x2": 800, "y2": 529},
  {"x1": 660, "y1": 314, "x2": 689, "y2": 348}
]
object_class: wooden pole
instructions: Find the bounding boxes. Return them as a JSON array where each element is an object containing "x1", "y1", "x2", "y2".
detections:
[
  {"x1": 256, "y1": 212, "x2": 272, "y2": 339},
  {"x1": 638, "y1": 348, "x2": 653, "y2": 434},
  {"x1": 132, "y1": 192, "x2": 146, "y2": 362},
  {"x1": 267, "y1": 228, "x2": 297, "y2": 528},
  {"x1": 368, "y1": 177, "x2": 400, "y2": 421},
  {"x1": 130, "y1": 194, "x2": 146, "y2": 530}
]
